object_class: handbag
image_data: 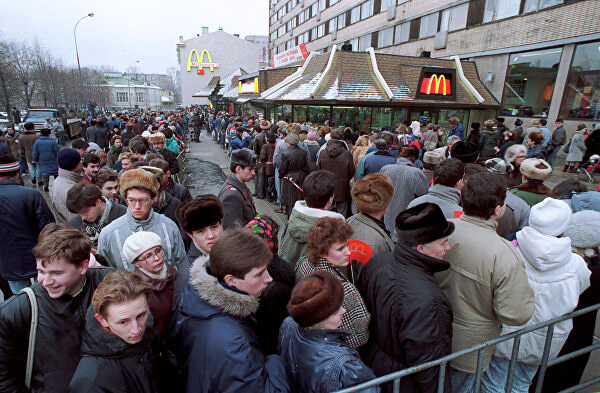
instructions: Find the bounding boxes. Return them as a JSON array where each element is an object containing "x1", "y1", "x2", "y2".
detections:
[{"x1": 21, "y1": 287, "x2": 38, "y2": 389}]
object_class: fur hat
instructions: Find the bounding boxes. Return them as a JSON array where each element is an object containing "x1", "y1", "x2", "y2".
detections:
[
  {"x1": 288, "y1": 123, "x2": 301, "y2": 134},
  {"x1": 231, "y1": 148, "x2": 257, "y2": 168},
  {"x1": 520, "y1": 158, "x2": 552, "y2": 181},
  {"x1": 122, "y1": 231, "x2": 162, "y2": 265},
  {"x1": 260, "y1": 120, "x2": 272, "y2": 130},
  {"x1": 57, "y1": 148, "x2": 81, "y2": 170},
  {"x1": 148, "y1": 132, "x2": 165, "y2": 144},
  {"x1": 119, "y1": 168, "x2": 158, "y2": 198},
  {"x1": 395, "y1": 203, "x2": 455, "y2": 247},
  {"x1": 450, "y1": 141, "x2": 479, "y2": 163},
  {"x1": 529, "y1": 198, "x2": 572, "y2": 236},
  {"x1": 564, "y1": 210, "x2": 600, "y2": 249},
  {"x1": 284, "y1": 133, "x2": 299, "y2": 145},
  {"x1": 177, "y1": 195, "x2": 223, "y2": 233},
  {"x1": 423, "y1": 149, "x2": 445, "y2": 165},
  {"x1": 504, "y1": 144, "x2": 527, "y2": 164},
  {"x1": 275, "y1": 120, "x2": 287, "y2": 129},
  {"x1": 351, "y1": 173, "x2": 394, "y2": 214},
  {"x1": 287, "y1": 271, "x2": 344, "y2": 327}
]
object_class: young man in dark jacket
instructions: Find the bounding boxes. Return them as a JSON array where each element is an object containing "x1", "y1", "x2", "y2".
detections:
[
  {"x1": 150, "y1": 158, "x2": 192, "y2": 203},
  {"x1": 358, "y1": 203, "x2": 455, "y2": 393},
  {"x1": 218, "y1": 148, "x2": 257, "y2": 230},
  {"x1": 0, "y1": 227, "x2": 112, "y2": 393},
  {"x1": 172, "y1": 229, "x2": 290, "y2": 393},
  {"x1": 0, "y1": 152, "x2": 55, "y2": 293}
]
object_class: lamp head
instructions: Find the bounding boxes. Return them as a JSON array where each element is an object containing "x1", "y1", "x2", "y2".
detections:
[{"x1": 88, "y1": 13, "x2": 94, "y2": 17}]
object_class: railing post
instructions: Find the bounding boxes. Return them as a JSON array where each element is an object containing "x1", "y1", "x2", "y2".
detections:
[
  {"x1": 437, "y1": 363, "x2": 446, "y2": 393},
  {"x1": 505, "y1": 335, "x2": 521, "y2": 393},
  {"x1": 393, "y1": 378, "x2": 401, "y2": 393},
  {"x1": 473, "y1": 350, "x2": 485, "y2": 393},
  {"x1": 534, "y1": 324, "x2": 555, "y2": 393}
]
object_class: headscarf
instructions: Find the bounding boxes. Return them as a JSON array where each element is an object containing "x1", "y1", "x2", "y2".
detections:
[{"x1": 244, "y1": 215, "x2": 279, "y2": 254}]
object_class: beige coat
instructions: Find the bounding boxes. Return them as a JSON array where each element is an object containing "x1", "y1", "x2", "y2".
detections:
[{"x1": 436, "y1": 215, "x2": 534, "y2": 373}]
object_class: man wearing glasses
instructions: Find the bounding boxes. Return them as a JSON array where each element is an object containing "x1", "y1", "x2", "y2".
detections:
[{"x1": 97, "y1": 168, "x2": 187, "y2": 271}]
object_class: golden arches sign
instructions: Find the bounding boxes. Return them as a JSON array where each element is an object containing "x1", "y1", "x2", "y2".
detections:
[{"x1": 186, "y1": 49, "x2": 218, "y2": 73}]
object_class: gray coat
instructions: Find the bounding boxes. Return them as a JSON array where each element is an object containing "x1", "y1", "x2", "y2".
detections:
[
  {"x1": 407, "y1": 184, "x2": 462, "y2": 219},
  {"x1": 566, "y1": 130, "x2": 586, "y2": 162},
  {"x1": 346, "y1": 213, "x2": 394, "y2": 281},
  {"x1": 381, "y1": 158, "x2": 429, "y2": 234},
  {"x1": 50, "y1": 168, "x2": 82, "y2": 223},
  {"x1": 218, "y1": 174, "x2": 256, "y2": 230},
  {"x1": 505, "y1": 190, "x2": 530, "y2": 231}
]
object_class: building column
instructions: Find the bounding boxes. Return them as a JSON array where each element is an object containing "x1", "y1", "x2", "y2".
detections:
[{"x1": 548, "y1": 44, "x2": 575, "y2": 123}]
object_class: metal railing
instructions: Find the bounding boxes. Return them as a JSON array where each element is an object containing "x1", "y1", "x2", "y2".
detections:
[
  {"x1": 174, "y1": 120, "x2": 193, "y2": 188},
  {"x1": 333, "y1": 303, "x2": 600, "y2": 393}
]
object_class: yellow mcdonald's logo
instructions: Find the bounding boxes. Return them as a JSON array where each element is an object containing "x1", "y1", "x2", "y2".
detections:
[
  {"x1": 426, "y1": 74, "x2": 447, "y2": 95},
  {"x1": 186, "y1": 49, "x2": 217, "y2": 72}
]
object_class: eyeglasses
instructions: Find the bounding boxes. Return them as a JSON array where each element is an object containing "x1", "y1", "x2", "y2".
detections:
[
  {"x1": 127, "y1": 197, "x2": 152, "y2": 206},
  {"x1": 137, "y1": 248, "x2": 164, "y2": 264}
]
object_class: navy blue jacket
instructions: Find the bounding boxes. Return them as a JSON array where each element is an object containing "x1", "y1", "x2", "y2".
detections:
[
  {"x1": 230, "y1": 136, "x2": 247, "y2": 151},
  {"x1": 0, "y1": 179, "x2": 54, "y2": 280},
  {"x1": 278, "y1": 317, "x2": 378, "y2": 393},
  {"x1": 172, "y1": 260, "x2": 289, "y2": 393},
  {"x1": 32, "y1": 136, "x2": 59, "y2": 176},
  {"x1": 363, "y1": 151, "x2": 396, "y2": 176},
  {"x1": 449, "y1": 122, "x2": 465, "y2": 141}
]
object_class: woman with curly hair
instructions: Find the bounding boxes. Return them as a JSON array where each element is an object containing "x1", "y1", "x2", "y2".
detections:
[{"x1": 295, "y1": 216, "x2": 370, "y2": 348}]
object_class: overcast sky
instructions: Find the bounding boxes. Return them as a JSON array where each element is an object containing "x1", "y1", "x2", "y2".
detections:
[{"x1": 0, "y1": 0, "x2": 268, "y2": 74}]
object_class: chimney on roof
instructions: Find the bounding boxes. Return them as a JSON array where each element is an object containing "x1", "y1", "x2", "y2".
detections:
[
  {"x1": 202, "y1": 26, "x2": 209, "y2": 35},
  {"x1": 234, "y1": 33, "x2": 240, "y2": 38},
  {"x1": 178, "y1": 36, "x2": 183, "y2": 42},
  {"x1": 218, "y1": 26, "x2": 223, "y2": 31},
  {"x1": 341, "y1": 43, "x2": 352, "y2": 51},
  {"x1": 420, "y1": 51, "x2": 431, "y2": 58}
]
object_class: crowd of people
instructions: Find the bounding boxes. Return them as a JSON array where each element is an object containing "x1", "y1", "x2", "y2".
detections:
[{"x1": 0, "y1": 105, "x2": 598, "y2": 393}]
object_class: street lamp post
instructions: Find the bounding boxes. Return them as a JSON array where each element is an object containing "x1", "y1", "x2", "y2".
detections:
[
  {"x1": 74, "y1": 12, "x2": 94, "y2": 113},
  {"x1": 127, "y1": 60, "x2": 140, "y2": 111}
]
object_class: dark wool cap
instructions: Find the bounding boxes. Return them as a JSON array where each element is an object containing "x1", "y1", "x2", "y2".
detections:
[
  {"x1": 450, "y1": 141, "x2": 479, "y2": 163},
  {"x1": 177, "y1": 195, "x2": 223, "y2": 233},
  {"x1": 395, "y1": 202, "x2": 455, "y2": 247},
  {"x1": 57, "y1": 148, "x2": 81, "y2": 170},
  {"x1": 287, "y1": 271, "x2": 344, "y2": 327}
]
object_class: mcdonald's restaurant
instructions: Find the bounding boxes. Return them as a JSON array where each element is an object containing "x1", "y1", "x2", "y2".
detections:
[{"x1": 241, "y1": 47, "x2": 499, "y2": 133}]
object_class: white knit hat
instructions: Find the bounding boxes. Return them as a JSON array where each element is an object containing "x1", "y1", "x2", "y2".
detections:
[
  {"x1": 564, "y1": 210, "x2": 600, "y2": 248},
  {"x1": 122, "y1": 231, "x2": 162, "y2": 265},
  {"x1": 141, "y1": 130, "x2": 152, "y2": 138},
  {"x1": 528, "y1": 198, "x2": 572, "y2": 236}
]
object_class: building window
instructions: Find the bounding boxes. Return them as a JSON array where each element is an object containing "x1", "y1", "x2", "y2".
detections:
[
  {"x1": 270, "y1": 14, "x2": 277, "y2": 25},
  {"x1": 311, "y1": 2, "x2": 319, "y2": 16},
  {"x1": 381, "y1": 0, "x2": 394, "y2": 12},
  {"x1": 287, "y1": 18, "x2": 296, "y2": 31},
  {"x1": 501, "y1": 48, "x2": 563, "y2": 118},
  {"x1": 290, "y1": 0, "x2": 298, "y2": 7},
  {"x1": 358, "y1": 34, "x2": 371, "y2": 51},
  {"x1": 286, "y1": 39, "x2": 294, "y2": 50},
  {"x1": 350, "y1": 5, "x2": 360, "y2": 24},
  {"x1": 318, "y1": 0, "x2": 326, "y2": 11},
  {"x1": 378, "y1": 26, "x2": 394, "y2": 48},
  {"x1": 560, "y1": 41, "x2": 600, "y2": 120},
  {"x1": 270, "y1": 31, "x2": 277, "y2": 41},
  {"x1": 523, "y1": 0, "x2": 563, "y2": 12},
  {"x1": 483, "y1": 0, "x2": 520, "y2": 23},
  {"x1": 440, "y1": 3, "x2": 468, "y2": 32},
  {"x1": 116, "y1": 92, "x2": 128, "y2": 103},
  {"x1": 397, "y1": 0, "x2": 409, "y2": 4},
  {"x1": 277, "y1": 6, "x2": 286, "y2": 19},
  {"x1": 297, "y1": 31, "x2": 309, "y2": 44},
  {"x1": 394, "y1": 21, "x2": 410, "y2": 43},
  {"x1": 277, "y1": 25, "x2": 286, "y2": 38},
  {"x1": 317, "y1": 23, "x2": 325, "y2": 38},
  {"x1": 348, "y1": 37, "x2": 359, "y2": 51},
  {"x1": 330, "y1": 0, "x2": 338, "y2": 5},
  {"x1": 298, "y1": 8, "x2": 310, "y2": 24},
  {"x1": 328, "y1": 18, "x2": 337, "y2": 33},
  {"x1": 337, "y1": 13, "x2": 346, "y2": 29},
  {"x1": 361, "y1": 0, "x2": 374, "y2": 19},
  {"x1": 136, "y1": 92, "x2": 144, "y2": 102},
  {"x1": 419, "y1": 12, "x2": 438, "y2": 38}
]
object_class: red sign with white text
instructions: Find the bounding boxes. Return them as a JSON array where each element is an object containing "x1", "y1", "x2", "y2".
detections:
[{"x1": 271, "y1": 43, "x2": 309, "y2": 68}]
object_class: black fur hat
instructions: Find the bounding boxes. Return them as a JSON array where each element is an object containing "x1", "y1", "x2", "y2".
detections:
[
  {"x1": 395, "y1": 203, "x2": 455, "y2": 247},
  {"x1": 177, "y1": 195, "x2": 223, "y2": 233}
]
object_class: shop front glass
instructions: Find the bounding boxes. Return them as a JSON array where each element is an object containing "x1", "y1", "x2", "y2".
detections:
[
  {"x1": 501, "y1": 48, "x2": 562, "y2": 117},
  {"x1": 308, "y1": 106, "x2": 331, "y2": 126},
  {"x1": 560, "y1": 41, "x2": 600, "y2": 120},
  {"x1": 332, "y1": 106, "x2": 372, "y2": 133},
  {"x1": 371, "y1": 107, "x2": 394, "y2": 130},
  {"x1": 293, "y1": 105, "x2": 308, "y2": 123},
  {"x1": 438, "y1": 109, "x2": 470, "y2": 130},
  {"x1": 392, "y1": 108, "x2": 408, "y2": 127}
]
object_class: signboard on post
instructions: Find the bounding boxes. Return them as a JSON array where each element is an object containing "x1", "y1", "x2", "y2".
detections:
[
  {"x1": 415, "y1": 68, "x2": 456, "y2": 100},
  {"x1": 271, "y1": 43, "x2": 309, "y2": 68}
]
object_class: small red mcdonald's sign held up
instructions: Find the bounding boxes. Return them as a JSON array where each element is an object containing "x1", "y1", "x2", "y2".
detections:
[{"x1": 349, "y1": 239, "x2": 373, "y2": 265}]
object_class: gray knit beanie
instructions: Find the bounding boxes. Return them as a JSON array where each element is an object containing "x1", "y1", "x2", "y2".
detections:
[{"x1": 564, "y1": 210, "x2": 600, "y2": 249}]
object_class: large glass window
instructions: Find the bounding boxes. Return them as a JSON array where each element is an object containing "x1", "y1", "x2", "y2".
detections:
[
  {"x1": 328, "y1": 18, "x2": 336, "y2": 33},
  {"x1": 419, "y1": 13, "x2": 439, "y2": 38},
  {"x1": 501, "y1": 48, "x2": 562, "y2": 117},
  {"x1": 350, "y1": 5, "x2": 360, "y2": 24},
  {"x1": 308, "y1": 106, "x2": 331, "y2": 125},
  {"x1": 381, "y1": 0, "x2": 394, "y2": 12},
  {"x1": 311, "y1": 2, "x2": 319, "y2": 16},
  {"x1": 523, "y1": 0, "x2": 563, "y2": 13},
  {"x1": 371, "y1": 107, "x2": 394, "y2": 130},
  {"x1": 116, "y1": 92, "x2": 128, "y2": 103},
  {"x1": 394, "y1": 21, "x2": 410, "y2": 44},
  {"x1": 483, "y1": 0, "x2": 520, "y2": 23},
  {"x1": 337, "y1": 13, "x2": 346, "y2": 29},
  {"x1": 560, "y1": 41, "x2": 600, "y2": 120},
  {"x1": 440, "y1": 3, "x2": 468, "y2": 32},
  {"x1": 437, "y1": 109, "x2": 469, "y2": 130},
  {"x1": 332, "y1": 106, "x2": 371, "y2": 133},
  {"x1": 361, "y1": 0, "x2": 374, "y2": 19},
  {"x1": 378, "y1": 26, "x2": 394, "y2": 48},
  {"x1": 293, "y1": 105, "x2": 308, "y2": 123},
  {"x1": 318, "y1": 0, "x2": 326, "y2": 11}
]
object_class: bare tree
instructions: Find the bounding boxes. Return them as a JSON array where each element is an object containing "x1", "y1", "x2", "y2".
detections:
[
  {"x1": 0, "y1": 41, "x2": 20, "y2": 119},
  {"x1": 5, "y1": 40, "x2": 37, "y2": 108}
]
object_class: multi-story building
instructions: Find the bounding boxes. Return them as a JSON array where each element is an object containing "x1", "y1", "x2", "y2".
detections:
[
  {"x1": 268, "y1": 0, "x2": 600, "y2": 128},
  {"x1": 90, "y1": 73, "x2": 163, "y2": 111}
]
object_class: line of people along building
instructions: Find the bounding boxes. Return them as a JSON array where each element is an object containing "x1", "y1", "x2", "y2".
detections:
[{"x1": 0, "y1": 105, "x2": 598, "y2": 392}]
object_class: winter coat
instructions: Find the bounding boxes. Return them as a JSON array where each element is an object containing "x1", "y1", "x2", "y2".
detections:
[
  {"x1": 478, "y1": 128, "x2": 498, "y2": 158},
  {"x1": 97, "y1": 209, "x2": 187, "y2": 271},
  {"x1": 449, "y1": 122, "x2": 465, "y2": 140},
  {"x1": 279, "y1": 145, "x2": 308, "y2": 208},
  {"x1": 68, "y1": 308, "x2": 159, "y2": 393},
  {"x1": 166, "y1": 137, "x2": 180, "y2": 155},
  {"x1": 436, "y1": 215, "x2": 535, "y2": 373},
  {"x1": 346, "y1": 213, "x2": 393, "y2": 281},
  {"x1": 172, "y1": 258, "x2": 290, "y2": 393},
  {"x1": 540, "y1": 126, "x2": 552, "y2": 147},
  {"x1": 494, "y1": 227, "x2": 590, "y2": 364},
  {"x1": 174, "y1": 245, "x2": 207, "y2": 313},
  {"x1": 260, "y1": 142, "x2": 276, "y2": 176},
  {"x1": 158, "y1": 147, "x2": 180, "y2": 175},
  {"x1": 318, "y1": 140, "x2": 355, "y2": 202},
  {"x1": 0, "y1": 179, "x2": 54, "y2": 280},
  {"x1": 107, "y1": 146, "x2": 123, "y2": 169},
  {"x1": 19, "y1": 131, "x2": 37, "y2": 163},
  {"x1": 278, "y1": 201, "x2": 345, "y2": 265},
  {"x1": 363, "y1": 151, "x2": 395, "y2": 176},
  {"x1": 358, "y1": 243, "x2": 453, "y2": 393},
  {"x1": 50, "y1": 168, "x2": 82, "y2": 222},
  {"x1": 278, "y1": 317, "x2": 379, "y2": 393},
  {"x1": 89, "y1": 126, "x2": 108, "y2": 149},
  {"x1": 407, "y1": 184, "x2": 462, "y2": 219},
  {"x1": 381, "y1": 158, "x2": 429, "y2": 234},
  {"x1": 510, "y1": 181, "x2": 551, "y2": 207},
  {"x1": 32, "y1": 136, "x2": 59, "y2": 176},
  {"x1": 69, "y1": 197, "x2": 127, "y2": 251},
  {"x1": 4, "y1": 132, "x2": 21, "y2": 158},
  {"x1": 165, "y1": 179, "x2": 192, "y2": 203},
  {"x1": 526, "y1": 144, "x2": 547, "y2": 159},
  {"x1": 355, "y1": 147, "x2": 377, "y2": 180},
  {"x1": 566, "y1": 130, "x2": 586, "y2": 162},
  {"x1": 218, "y1": 174, "x2": 256, "y2": 230},
  {"x1": 505, "y1": 190, "x2": 530, "y2": 231},
  {"x1": 230, "y1": 136, "x2": 246, "y2": 151},
  {"x1": 295, "y1": 257, "x2": 370, "y2": 349},
  {"x1": 305, "y1": 140, "x2": 320, "y2": 173},
  {"x1": 135, "y1": 264, "x2": 176, "y2": 340},
  {"x1": 0, "y1": 268, "x2": 112, "y2": 393},
  {"x1": 551, "y1": 125, "x2": 567, "y2": 148},
  {"x1": 583, "y1": 129, "x2": 600, "y2": 162},
  {"x1": 420, "y1": 130, "x2": 439, "y2": 151},
  {"x1": 153, "y1": 191, "x2": 181, "y2": 229},
  {"x1": 253, "y1": 131, "x2": 268, "y2": 156}
]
